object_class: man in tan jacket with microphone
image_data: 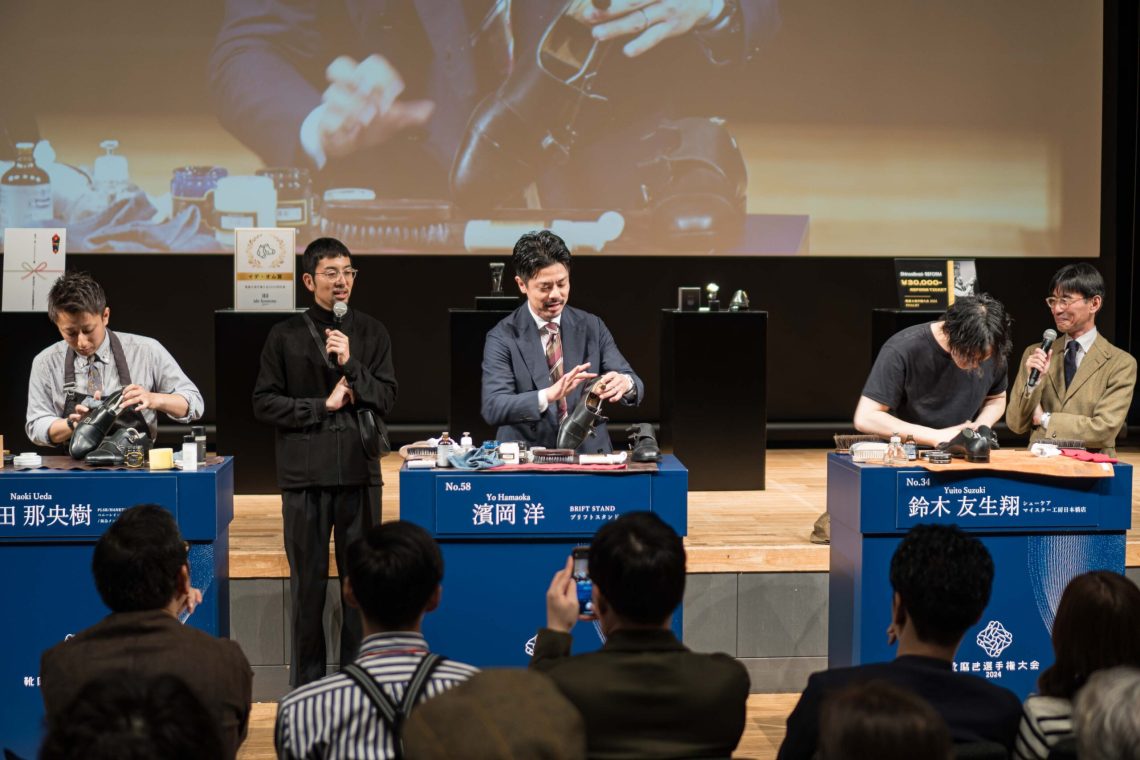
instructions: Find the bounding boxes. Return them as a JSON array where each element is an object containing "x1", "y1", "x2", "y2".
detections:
[{"x1": 1006, "y1": 263, "x2": 1136, "y2": 455}]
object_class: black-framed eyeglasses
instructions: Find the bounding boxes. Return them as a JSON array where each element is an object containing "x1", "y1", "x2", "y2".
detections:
[
  {"x1": 1045, "y1": 295, "x2": 1087, "y2": 309},
  {"x1": 316, "y1": 268, "x2": 359, "y2": 281}
]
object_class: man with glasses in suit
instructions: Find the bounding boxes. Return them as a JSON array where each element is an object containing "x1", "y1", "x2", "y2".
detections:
[{"x1": 1006, "y1": 262, "x2": 1136, "y2": 455}]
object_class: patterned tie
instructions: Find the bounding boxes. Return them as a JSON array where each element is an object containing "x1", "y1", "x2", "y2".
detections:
[
  {"x1": 86, "y1": 357, "x2": 103, "y2": 397},
  {"x1": 544, "y1": 322, "x2": 567, "y2": 421},
  {"x1": 1064, "y1": 340, "x2": 1079, "y2": 388}
]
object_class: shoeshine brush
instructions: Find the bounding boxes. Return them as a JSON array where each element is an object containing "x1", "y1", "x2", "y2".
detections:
[
  {"x1": 834, "y1": 434, "x2": 882, "y2": 453},
  {"x1": 532, "y1": 448, "x2": 576, "y2": 464}
]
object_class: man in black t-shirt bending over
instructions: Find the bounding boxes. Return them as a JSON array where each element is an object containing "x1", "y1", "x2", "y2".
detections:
[
  {"x1": 855, "y1": 294, "x2": 1012, "y2": 447},
  {"x1": 812, "y1": 295, "x2": 1012, "y2": 544}
]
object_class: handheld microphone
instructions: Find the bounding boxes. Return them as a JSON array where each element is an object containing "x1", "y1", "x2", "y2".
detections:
[
  {"x1": 1027, "y1": 329, "x2": 1058, "y2": 388},
  {"x1": 330, "y1": 301, "x2": 348, "y2": 366}
]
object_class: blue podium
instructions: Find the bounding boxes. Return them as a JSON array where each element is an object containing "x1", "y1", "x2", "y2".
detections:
[
  {"x1": 0, "y1": 457, "x2": 235, "y2": 758},
  {"x1": 400, "y1": 456, "x2": 688, "y2": 667},
  {"x1": 827, "y1": 453, "x2": 1132, "y2": 700}
]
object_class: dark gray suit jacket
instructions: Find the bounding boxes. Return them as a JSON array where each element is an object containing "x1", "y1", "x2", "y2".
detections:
[
  {"x1": 40, "y1": 610, "x2": 253, "y2": 760},
  {"x1": 530, "y1": 627, "x2": 750, "y2": 759},
  {"x1": 481, "y1": 304, "x2": 643, "y2": 453}
]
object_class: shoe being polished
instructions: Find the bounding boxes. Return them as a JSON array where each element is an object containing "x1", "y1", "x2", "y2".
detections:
[
  {"x1": 85, "y1": 427, "x2": 150, "y2": 466},
  {"x1": 975, "y1": 424, "x2": 1000, "y2": 450},
  {"x1": 69, "y1": 389, "x2": 127, "y2": 460},
  {"x1": 556, "y1": 379, "x2": 609, "y2": 451},
  {"x1": 450, "y1": 1, "x2": 612, "y2": 209},
  {"x1": 938, "y1": 427, "x2": 991, "y2": 463},
  {"x1": 626, "y1": 423, "x2": 660, "y2": 463}
]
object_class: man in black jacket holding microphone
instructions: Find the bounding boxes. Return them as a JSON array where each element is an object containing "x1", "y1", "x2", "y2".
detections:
[{"x1": 253, "y1": 237, "x2": 398, "y2": 687}]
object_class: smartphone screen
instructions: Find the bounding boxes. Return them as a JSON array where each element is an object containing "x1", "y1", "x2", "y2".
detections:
[{"x1": 571, "y1": 547, "x2": 593, "y2": 617}]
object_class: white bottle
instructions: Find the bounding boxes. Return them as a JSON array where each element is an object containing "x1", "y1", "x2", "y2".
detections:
[
  {"x1": 460, "y1": 432, "x2": 474, "y2": 451},
  {"x1": 181, "y1": 437, "x2": 198, "y2": 472}
]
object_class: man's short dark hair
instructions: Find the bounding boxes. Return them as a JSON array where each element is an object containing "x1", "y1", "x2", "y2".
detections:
[
  {"x1": 889, "y1": 524, "x2": 993, "y2": 647},
  {"x1": 47, "y1": 271, "x2": 106, "y2": 322},
  {"x1": 819, "y1": 680, "x2": 952, "y2": 760},
  {"x1": 40, "y1": 672, "x2": 224, "y2": 760},
  {"x1": 588, "y1": 512, "x2": 685, "y2": 624},
  {"x1": 512, "y1": 230, "x2": 572, "y2": 282},
  {"x1": 1049, "y1": 262, "x2": 1105, "y2": 301},
  {"x1": 93, "y1": 504, "x2": 186, "y2": 613},
  {"x1": 941, "y1": 293, "x2": 1012, "y2": 369},
  {"x1": 302, "y1": 236, "x2": 352, "y2": 277},
  {"x1": 346, "y1": 521, "x2": 443, "y2": 629}
]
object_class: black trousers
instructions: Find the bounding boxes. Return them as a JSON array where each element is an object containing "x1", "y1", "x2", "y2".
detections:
[{"x1": 282, "y1": 485, "x2": 380, "y2": 687}]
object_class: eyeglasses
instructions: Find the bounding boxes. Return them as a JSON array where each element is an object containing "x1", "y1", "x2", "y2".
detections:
[
  {"x1": 316, "y1": 268, "x2": 359, "y2": 281},
  {"x1": 1045, "y1": 295, "x2": 1087, "y2": 309}
]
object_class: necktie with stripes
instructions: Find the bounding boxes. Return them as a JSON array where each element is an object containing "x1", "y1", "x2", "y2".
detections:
[{"x1": 545, "y1": 322, "x2": 567, "y2": 421}]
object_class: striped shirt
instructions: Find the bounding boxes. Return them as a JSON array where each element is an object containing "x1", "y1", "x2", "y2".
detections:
[
  {"x1": 275, "y1": 632, "x2": 478, "y2": 760},
  {"x1": 26, "y1": 331, "x2": 203, "y2": 445},
  {"x1": 1013, "y1": 695, "x2": 1073, "y2": 760}
]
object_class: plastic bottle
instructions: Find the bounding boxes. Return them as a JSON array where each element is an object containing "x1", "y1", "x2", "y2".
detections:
[
  {"x1": 460, "y1": 432, "x2": 474, "y2": 452},
  {"x1": 904, "y1": 434, "x2": 917, "y2": 461},
  {"x1": 885, "y1": 435, "x2": 908, "y2": 466},
  {"x1": 1, "y1": 142, "x2": 52, "y2": 235},
  {"x1": 436, "y1": 432, "x2": 452, "y2": 468},
  {"x1": 182, "y1": 435, "x2": 198, "y2": 472},
  {"x1": 192, "y1": 425, "x2": 207, "y2": 463}
]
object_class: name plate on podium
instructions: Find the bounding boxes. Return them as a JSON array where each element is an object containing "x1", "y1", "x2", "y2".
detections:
[{"x1": 432, "y1": 473, "x2": 652, "y2": 535}]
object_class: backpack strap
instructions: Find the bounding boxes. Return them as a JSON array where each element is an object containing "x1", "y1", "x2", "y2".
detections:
[{"x1": 341, "y1": 653, "x2": 445, "y2": 760}]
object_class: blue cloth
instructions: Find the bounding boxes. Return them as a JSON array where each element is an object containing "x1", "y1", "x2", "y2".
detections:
[{"x1": 447, "y1": 446, "x2": 503, "y2": 470}]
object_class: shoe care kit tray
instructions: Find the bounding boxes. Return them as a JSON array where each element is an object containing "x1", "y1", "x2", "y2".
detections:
[
  {"x1": 7, "y1": 455, "x2": 226, "y2": 472},
  {"x1": 896, "y1": 450, "x2": 1113, "y2": 478}
]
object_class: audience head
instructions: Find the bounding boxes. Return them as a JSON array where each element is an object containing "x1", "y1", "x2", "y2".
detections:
[
  {"x1": 1073, "y1": 666, "x2": 1140, "y2": 760},
  {"x1": 403, "y1": 669, "x2": 586, "y2": 760},
  {"x1": 818, "y1": 680, "x2": 952, "y2": 760},
  {"x1": 940, "y1": 293, "x2": 1012, "y2": 371},
  {"x1": 93, "y1": 504, "x2": 188, "y2": 613},
  {"x1": 39, "y1": 671, "x2": 224, "y2": 760},
  {"x1": 588, "y1": 511, "x2": 686, "y2": 627},
  {"x1": 345, "y1": 520, "x2": 443, "y2": 631},
  {"x1": 889, "y1": 524, "x2": 993, "y2": 648},
  {"x1": 1037, "y1": 570, "x2": 1140, "y2": 699}
]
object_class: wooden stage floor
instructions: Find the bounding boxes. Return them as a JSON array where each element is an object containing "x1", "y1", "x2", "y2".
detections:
[{"x1": 230, "y1": 448, "x2": 1140, "y2": 578}]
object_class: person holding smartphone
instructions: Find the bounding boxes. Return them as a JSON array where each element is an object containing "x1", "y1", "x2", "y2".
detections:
[
  {"x1": 25, "y1": 271, "x2": 203, "y2": 446},
  {"x1": 532, "y1": 512, "x2": 750, "y2": 758}
]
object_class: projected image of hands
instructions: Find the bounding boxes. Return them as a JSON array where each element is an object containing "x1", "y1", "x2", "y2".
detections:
[{"x1": 0, "y1": 0, "x2": 1101, "y2": 258}]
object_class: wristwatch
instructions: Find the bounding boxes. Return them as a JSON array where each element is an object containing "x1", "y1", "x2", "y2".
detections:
[{"x1": 66, "y1": 417, "x2": 77, "y2": 431}]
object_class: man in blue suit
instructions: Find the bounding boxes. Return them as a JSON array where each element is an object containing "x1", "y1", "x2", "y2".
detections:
[{"x1": 482, "y1": 230, "x2": 643, "y2": 453}]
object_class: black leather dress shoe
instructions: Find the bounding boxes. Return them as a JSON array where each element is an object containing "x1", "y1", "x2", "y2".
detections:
[
  {"x1": 85, "y1": 427, "x2": 150, "y2": 466},
  {"x1": 975, "y1": 424, "x2": 1000, "y2": 450},
  {"x1": 938, "y1": 427, "x2": 991, "y2": 463},
  {"x1": 557, "y1": 379, "x2": 608, "y2": 451},
  {"x1": 638, "y1": 117, "x2": 748, "y2": 250},
  {"x1": 450, "y1": 2, "x2": 611, "y2": 209},
  {"x1": 69, "y1": 390, "x2": 126, "y2": 459},
  {"x1": 626, "y1": 423, "x2": 660, "y2": 462}
]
